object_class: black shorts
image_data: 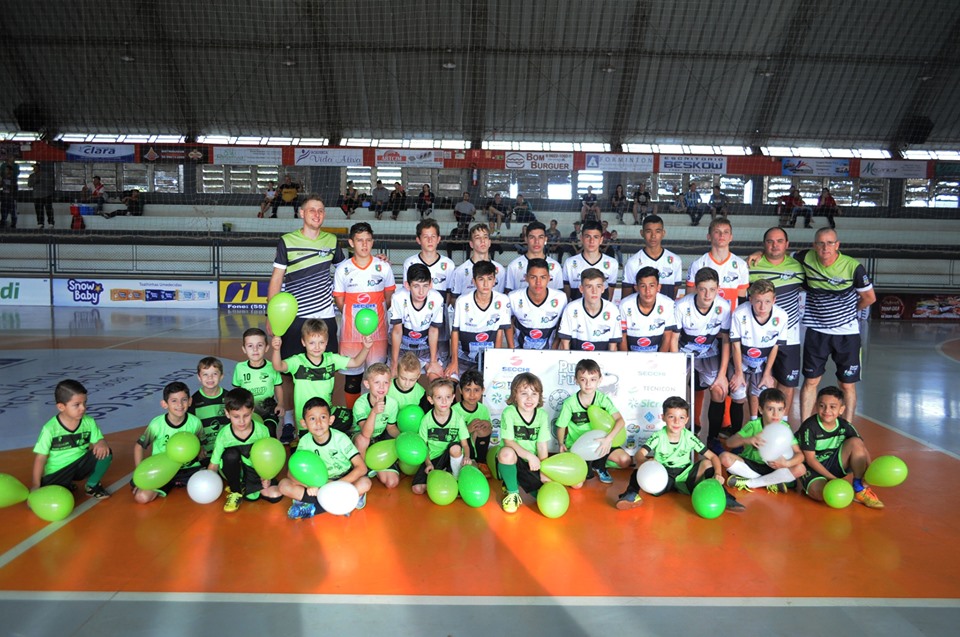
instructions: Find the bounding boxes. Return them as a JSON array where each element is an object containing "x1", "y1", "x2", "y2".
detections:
[
  {"x1": 513, "y1": 457, "x2": 544, "y2": 494},
  {"x1": 156, "y1": 465, "x2": 202, "y2": 496},
  {"x1": 280, "y1": 316, "x2": 340, "y2": 359},
  {"x1": 802, "y1": 330, "x2": 862, "y2": 382},
  {"x1": 40, "y1": 451, "x2": 100, "y2": 488},
  {"x1": 660, "y1": 461, "x2": 713, "y2": 496},
  {"x1": 799, "y1": 449, "x2": 847, "y2": 493},
  {"x1": 772, "y1": 343, "x2": 801, "y2": 388},
  {"x1": 412, "y1": 442, "x2": 460, "y2": 486}
]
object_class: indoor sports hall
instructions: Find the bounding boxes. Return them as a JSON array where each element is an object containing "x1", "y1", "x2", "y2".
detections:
[{"x1": 1, "y1": 1, "x2": 959, "y2": 635}]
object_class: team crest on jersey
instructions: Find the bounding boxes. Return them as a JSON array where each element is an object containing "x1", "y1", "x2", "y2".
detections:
[
  {"x1": 441, "y1": 263, "x2": 448, "y2": 270},
  {"x1": 773, "y1": 317, "x2": 780, "y2": 326},
  {"x1": 603, "y1": 311, "x2": 610, "y2": 320},
  {"x1": 495, "y1": 301, "x2": 502, "y2": 309},
  {"x1": 603, "y1": 262, "x2": 610, "y2": 269},
  {"x1": 375, "y1": 264, "x2": 382, "y2": 272},
  {"x1": 667, "y1": 256, "x2": 674, "y2": 263},
  {"x1": 715, "y1": 306, "x2": 722, "y2": 315},
  {"x1": 657, "y1": 305, "x2": 663, "y2": 314},
  {"x1": 428, "y1": 301, "x2": 434, "y2": 309},
  {"x1": 732, "y1": 261, "x2": 739, "y2": 269},
  {"x1": 551, "y1": 298, "x2": 559, "y2": 307}
]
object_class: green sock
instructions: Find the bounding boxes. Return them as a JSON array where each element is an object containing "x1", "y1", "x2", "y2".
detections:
[
  {"x1": 86, "y1": 454, "x2": 113, "y2": 488},
  {"x1": 499, "y1": 463, "x2": 519, "y2": 493}
]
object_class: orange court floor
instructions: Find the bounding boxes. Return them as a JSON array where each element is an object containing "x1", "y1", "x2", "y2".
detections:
[{"x1": 0, "y1": 309, "x2": 958, "y2": 636}]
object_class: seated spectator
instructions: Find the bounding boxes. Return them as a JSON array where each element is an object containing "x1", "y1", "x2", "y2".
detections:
[
  {"x1": 514, "y1": 225, "x2": 529, "y2": 256},
  {"x1": 667, "y1": 185, "x2": 685, "y2": 214},
  {"x1": 369, "y1": 179, "x2": 390, "y2": 219},
  {"x1": 416, "y1": 184, "x2": 434, "y2": 219},
  {"x1": 342, "y1": 180, "x2": 360, "y2": 218},
  {"x1": 83, "y1": 176, "x2": 108, "y2": 215},
  {"x1": 780, "y1": 187, "x2": 813, "y2": 229},
  {"x1": 709, "y1": 185, "x2": 729, "y2": 219},
  {"x1": 389, "y1": 182, "x2": 407, "y2": 219},
  {"x1": 258, "y1": 181, "x2": 276, "y2": 218},
  {"x1": 601, "y1": 220, "x2": 612, "y2": 245},
  {"x1": 485, "y1": 192, "x2": 509, "y2": 235},
  {"x1": 580, "y1": 185, "x2": 601, "y2": 223},
  {"x1": 272, "y1": 175, "x2": 302, "y2": 218},
  {"x1": 453, "y1": 191, "x2": 475, "y2": 228},
  {"x1": 815, "y1": 187, "x2": 839, "y2": 229},
  {"x1": 632, "y1": 183, "x2": 654, "y2": 225},
  {"x1": 684, "y1": 181, "x2": 707, "y2": 226},
  {"x1": 546, "y1": 219, "x2": 561, "y2": 250},
  {"x1": 122, "y1": 189, "x2": 144, "y2": 216},
  {"x1": 512, "y1": 194, "x2": 536, "y2": 223},
  {"x1": 610, "y1": 184, "x2": 628, "y2": 223}
]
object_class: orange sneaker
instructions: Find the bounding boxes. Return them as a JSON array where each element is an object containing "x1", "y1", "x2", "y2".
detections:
[{"x1": 854, "y1": 486, "x2": 884, "y2": 509}]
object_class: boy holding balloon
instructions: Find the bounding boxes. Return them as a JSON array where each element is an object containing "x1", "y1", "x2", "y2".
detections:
[
  {"x1": 411, "y1": 379, "x2": 472, "y2": 496},
  {"x1": 351, "y1": 363, "x2": 401, "y2": 490},
  {"x1": 132, "y1": 382, "x2": 204, "y2": 504}
]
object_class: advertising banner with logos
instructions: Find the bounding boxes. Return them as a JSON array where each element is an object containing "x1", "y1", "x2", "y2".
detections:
[
  {"x1": 219, "y1": 279, "x2": 270, "y2": 312},
  {"x1": 876, "y1": 293, "x2": 960, "y2": 321},
  {"x1": 212, "y1": 146, "x2": 283, "y2": 165},
  {"x1": 66, "y1": 144, "x2": 136, "y2": 163},
  {"x1": 139, "y1": 144, "x2": 209, "y2": 163},
  {"x1": 584, "y1": 153, "x2": 654, "y2": 172},
  {"x1": 294, "y1": 148, "x2": 365, "y2": 166},
  {"x1": 934, "y1": 162, "x2": 960, "y2": 179},
  {"x1": 859, "y1": 160, "x2": 928, "y2": 179},
  {"x1": 0, "y1": 278, "x2": 50, "y2": 306},
  {"x1": 504, "y1": 152, "x2": 574, "y2": 171},
  {"x1": 53, "y1": 278, "x2": 217, "y2": 308},
  {"x1": 659, "y1": 155, "x2": 728, "y2": 174},
  {"x1": 781, "y1": 158, "x2": 850, "y2": 177},
  {"x1": 375, "y1": 149, "x2": 446, "y2": 167},
  {"x1": 483, "y1": 349, "x2": 692, "y2": 452}
]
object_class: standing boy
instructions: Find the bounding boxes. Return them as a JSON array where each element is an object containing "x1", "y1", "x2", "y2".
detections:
[
  {"x1": 562, "y1": 220, "x2": 619, "y2": 301},
  {"x1": 446, "y1": 260, "x2": 511, "y2": 379},
  {"x1": 504, "y1": 221, "x2": 564, "y2": 292},
  {"x1": 190, "y1": 357, "x2": 228, "y2": 456},
  {"x1": 507, "y1": 258, "x2": 568, "y2": 350},
  {"x1": 622, "y1": 215, "x2": 683, "y2": 299},
  {"x1": 233, "y1": 327, "x2": 283, "y2": 439},
  {"x1": 619, "y1": 267, "x2": 678, "y2": 353},
  {"x1": 388, "y1": 263, "x2": 445, "y2": 380},
  {"x1": 557, "y1": 268, "x2": 622, "y2": 351},
  {"x1": 448, "y1": 223, "x2": 506, "y2": 302},
  {"x1": 729, "y1": 280, "x2": 788, "y2": 421},
  {"x1": 687, "y1": 217, "x2": 749, "y2": 309}
]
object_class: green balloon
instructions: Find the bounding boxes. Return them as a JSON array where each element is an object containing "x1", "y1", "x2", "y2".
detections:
[
  {"x1": 537, "y1": 482, "x2": 570, "y2": 519},
  {"x1": 457, "y1": 465, "x2": 490, "y2": 508},
  {"x1": 365, "y1": 439, "x2": 398, "y2": 472},
  {"x1": 28, "y1": 485, "x2": 75, "y2": 522},
  {"x1": 691, "y1": 479, "x2": 725, "y2": 519},
  {"x1": 864, "y1": 455, "x2": 908, "y2": 488},
  {"x1": 267, "y1": 292, "x2": 298, "y2": 337},
  {"x1": 250, "y1": 438, "x2": 286, "y2": 480},
  {"x1": 396, "y1": 405, "x2": 425, "y2": 434},
  {"x1": 539, "y1": 452, "x2": 588, "y2": 486},
  {"x1": 426, "y1": 469, "x2": 458, "y2": 506},
  {"x1": 396, "y1": 432, "x2": 428, "y2": 466},
  {"x1": 485, "y1": 445, "x2": 502, "y2": 478},
  {"x1": 398, "y1": 461, "x2": 420, "y2": 476},
  {"x1": 587, "y1": 405, "x2": 626, "y2": 447},
  {"x1": 823, "y1": 478, "x2": 854, "y2": 508},
  {"x1": 288, "y1": 450, "x2": 329, "y2": 488},
  {"x1": 0, "y1": 473, "x2": 29, "y2": 508},
  {"x1": 133, "y1": 453, "x2": 181, "y2": 491},
  {"x1": 354, "y1": 308, "x2": 380, "y2": 336},
  {"x1": 165, "y1": 431, "x2": 200, "y2": 465}
]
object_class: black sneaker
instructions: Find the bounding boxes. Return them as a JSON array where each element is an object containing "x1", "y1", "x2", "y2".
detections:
[
  {"x1": 616, "y1": 491, "x2": 643, "y2": 510},
  {"x1": 725, "y1": 492, "x2": 745, "y2": 513},
  {"x1": 84, "y1": 483, "x2": 111, "y2": 499},
  {"x1": 279, "y1": 423, "x2": 295, "y2": 444}
]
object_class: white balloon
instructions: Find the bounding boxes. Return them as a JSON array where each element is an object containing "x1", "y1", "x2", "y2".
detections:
[
  {"x1": 636, "y1": 460, "x2": 669, "y2": 494},
  {"x1": 759, "y1": 423, "x2": 794, "y2": 462},
  {"x1": 186, "y1": 470, "x2": 223, "y2": 504},
  {"x1": 570, "y1": 430, "x2": 607, "y2": 461},
  {"x1": 317, "y1": 480, "x2": 360, "y2": 516}
]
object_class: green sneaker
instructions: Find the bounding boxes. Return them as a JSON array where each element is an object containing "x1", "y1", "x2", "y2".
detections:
[
  {"x1": 223, "y1": 488, "x2": 242, "y2": 513},
  {"x1": 726, "y1": 475, "x2": 753, "y2": 492},
  {"x1": 501, "y1": 491, "x2": 522, "y2": 514}
]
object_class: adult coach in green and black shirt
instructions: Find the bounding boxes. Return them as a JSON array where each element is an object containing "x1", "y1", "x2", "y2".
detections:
[{"x1": 796, "y1": 228, "x2": 875, "y2": 423}]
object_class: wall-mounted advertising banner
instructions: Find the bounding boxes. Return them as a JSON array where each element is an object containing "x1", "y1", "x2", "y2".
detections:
[
  {"x1": 219, "y1": 279, "x2": 270, "y2": 311},
  {"x1": 375, "y1": 149, "x2": 446, "y2": 167},
  {"x1": 781, "y1": 158, "x2": 850, "y2": 177},
  {"x1": 877, "y1": 293, "x2": 960, "y2": 321},
  {"x1": 140, "y1": 144, "x2": 209, "y2": 163},
  {"x1": 294, "y1": 148, "x2": 365, "y2": 166},
  {"x1": 0, "y1": 278, "x2": 50, "y2": 306},
  {"x1": 504, "y1": 152, "x2": 574, "y2": 171},
  {"x1": 659, "y1": 155, "x2": 728, "y2": 174},
  {"x1": 859, "y1": 160, "x2": 928, "y2": 179},
  {"x1": 212, "y1": 146, "x2": 283, "y2": 165},
  {"x1": 585, "y1": 153, "x2": 654, "y2": 172},
  {"x1": 53, "y1": 278, "x2": 217, "y2": 308},
  {"x1": 934, "y1": 162, "x2": 960, "y2": 179},
  {"x1": 66, "y1": 144, "x2": 135, "y2": 163},
  {"x1": 483, "y1": 349, "x2": 691, "y2": 451}
]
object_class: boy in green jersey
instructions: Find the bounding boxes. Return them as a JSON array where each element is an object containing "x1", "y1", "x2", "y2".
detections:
[
  {"x1": 190, "y1": 356, "x2": 228, "y2": 457},
  {"x1": 32, "y1": 379, "x2": 112, "y2": 499},
  {"x1": 555, "y1": 359, "x2": 631, "y2": 485},
  {"x1": 271, "y1": 319, "x2": 373, "y2": 445},
  {"x1": 616, "y1": 396, "x2": 743, "y2": 512},
  {"x1": 387, "y1": 352, "x2": 432, "y2": 413},
  {"x1": 132, "y1": 381, "x2": 204, "y2": 504},
  {"x1": 352, "y1": 363, "x2": 401, "y2": 490},
  {"x1": 720, "y1": 388, "x2": 806, "y2": 494},
  {"x1": 280, "y1": 397, "x2": 372, "y2": 520},
  {"x1": 411, "y1": 378, "x2": 472, "y2": 495},
  {"x1": 232, "y1": 327, "x2": 283, "y2": 440},
  {"x1": 452, "y1": 370, "x2": 493, "y2": 475},
  {"x1": 496, "y1": 373, "x2": 551, "y2": 514},
  {"x1": 208, "y1": 388, "x2": 283, "y2": 513}
]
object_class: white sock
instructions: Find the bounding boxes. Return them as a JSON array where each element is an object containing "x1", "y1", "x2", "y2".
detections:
[
  {"x1": 728, "y1": 460, "x2": 762, "y2": 479},
  {"x1": 746, "y1": 468, "x2": 796, "y2": 488},
  {"x1": 450, "y1": 454, "x2": 464, "y2": 479},
  {"x1": 285, "y1": 410, "x2": 294, "y2": 426}
]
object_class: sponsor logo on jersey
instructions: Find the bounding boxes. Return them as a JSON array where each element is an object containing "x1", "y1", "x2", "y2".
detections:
[
  {"x1": 650, "y1": 319, "x2": 665, "y2": 330},
  {"x1": 476, "y1": 333, "x2": 490, "y2": 343},
  {"x1": 530, "y1": 329, "x2": 543, "y2": 339},
  {"x1": 357, "y1": 293, "x2": 371, "y2": 304},
  {"x1": 581, "y1": 342, "x2": 595, "y2": 351},
  {"x1": 638, "y1": 337, "x2": 652, "y2": 348},
  {"x1": 695, "y1": 335, "x2": 707, "y2": 344},
  {"x1": 747, "y1": 347, "x2": 762, "y2": 358},
  {"x1": 593, "y1": 326, "x2": 611, "y2": 336},
  {"x1": 409, "y1": 331, "x2": 422, "y2": 339},
  {"x1": 367, "y1": 277, "x2": 384, "y2": 287}
]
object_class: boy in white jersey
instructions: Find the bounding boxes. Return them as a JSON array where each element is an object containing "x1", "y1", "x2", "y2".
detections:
[
  {"x1": 504, "y1": 221, "x2": 563, "y2": 292},
  {"x1": 562, "y1": 220, "x2": 618, "y2": 301},
  {"x1": 729, "y1": 279, "x2": 788, "y2": 421},
  {"x1": 622, "y1": 215, "x2": 684, "y2": 299},
  {"x1": 402, "y1": 218, "x2": 456, "y2": 295},
  {"x1": 389, "y1": 263, "x2": 445, "y2": 381},
  {"x1": 447, "y1": 260, "x2": 511, "y2": 379},
  {"x1": 558, "y1": 268, "x2": 622, "y2": 351},
  {"x1": 686, "y1": 217, "x2": 749, "y2": 308},
  {"x1": 507, "y1": 258, "x2": 568, "y2": 350},
  {"x1": 675, "y1": 267, "x2": 732, "y2": 453},
  {"x1": 448, "y1": 223, "x2": 506, "y2": 303},
  {"x1": 620, "y1": 267, "x2": 678, "y2": 353},
  {"x1": 333, "y1": 222, "x2": 396, "y2": 408}
]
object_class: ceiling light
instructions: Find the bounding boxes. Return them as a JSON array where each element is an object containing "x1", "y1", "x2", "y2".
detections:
[
  {"x1": 442, "y1": 61, "x2": 456, "y2": 70},
  {"x1": 120, "y1": 42, "x2": 134, "y2": 63}
]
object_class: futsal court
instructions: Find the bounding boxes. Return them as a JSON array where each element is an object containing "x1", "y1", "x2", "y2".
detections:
[{"x1": 0, "y1": 306, "x2": 957, "y2": 636}]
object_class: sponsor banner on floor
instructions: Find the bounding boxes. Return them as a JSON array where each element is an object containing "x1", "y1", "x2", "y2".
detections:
[
  {"x1": 859, "y1": 160, "x2": 928, "y2": 179},
  {"x1": 375, "y1": 149, "x2": 446, "y2": 167},
  {"x1": 294, "y1": 148, "x2": 365, "y2": 166},
  {"x1": 781, "y1": 158, "x2": 850, "y2": 177},
  {"x1": 483, "y1": 349, "x2": 691, "y2": 451},
  {"x1": 659, "y1": 155, "x2": 728, "y2": 174},
  {"x1": 0, "y1": 278, "x2": 50, "y2": 306},
  {"x1": 504, "y1": 152, "x2": 574, "y2": 171},
  {"x1": 66, "y1": 144, "x2": 135, "y2": 163},
  {"x1": 218, "y1": 279, "x2": 270, "y2": 311},
  {"x1": 212, "y1": 146, "x2": 283, "y2": 165},
  {"x1": 585, "y1": 153, "x2": 654, "y2": 172},
  {"x1": 52, "y1": 278, "x2": 217, "y2": 308},
  {"x1": 877, "y1": 293, "x2": 960, "y2": 321}
]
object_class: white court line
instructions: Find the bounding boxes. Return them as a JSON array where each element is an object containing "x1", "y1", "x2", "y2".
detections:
[
  {"x1": 859, "y1": 412, "x2": 960, "y2": 462},
  {"x1": 0, "y1": 592, "x2": 957, "y2": 608},
  {"x1": 935, "y1": 338, "x2": 960, "y2": 366},
  {"x1": 0, "y1": 472, "x2": 132, "y2": 571}
]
